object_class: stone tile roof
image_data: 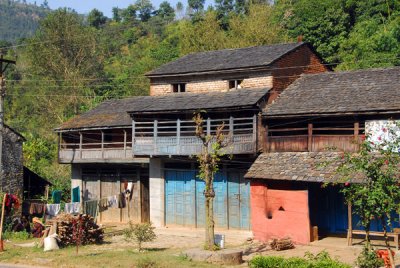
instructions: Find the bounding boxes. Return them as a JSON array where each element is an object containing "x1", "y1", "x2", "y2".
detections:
[
  {"x1": 146, "y1": 42, "x2": 305, "y2": 77},
  {"x1": 245, "y1": 152, "x2": 362, "y2": 183},
  {"x1": 56, "y1": 88, "x2": 269, "y2": 131},
  {"x1": 265, "y1": 66, "x2": 400, "y2": 117}
]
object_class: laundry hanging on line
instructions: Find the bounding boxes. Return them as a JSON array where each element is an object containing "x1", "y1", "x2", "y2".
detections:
[
  {"x1": 46, "y1": 204, "x2": 61, "y2": 216},
  {"x1": 29, "y1": 203, "x2": 46, "y2": 215},
  {"x1": 52, "y1": 190, "x2": 62, "y2": 204},
  {"x1": 64, "y1": 202, "x2": 81, "y2": 214}
]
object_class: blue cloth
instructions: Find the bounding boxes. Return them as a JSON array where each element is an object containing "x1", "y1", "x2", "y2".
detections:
[
  {"x1": 52, "y1": 190, "x2": 62, "y2": 204},
  {"x1": 72, "y1": 186, "x2": 80, "y2": 203}
]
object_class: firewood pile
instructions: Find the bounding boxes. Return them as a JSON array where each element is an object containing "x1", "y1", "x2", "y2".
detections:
[
  {"x1": 55, "y1": 213, "x2": 104, "y2": 247},
  {"x1": 270, "y1": 238, "x2": 294, "y2": 251}
]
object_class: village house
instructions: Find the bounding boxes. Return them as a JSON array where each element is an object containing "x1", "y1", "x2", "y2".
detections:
[
  {"x1": 0, "y1": 125, "x2": 48, "y2": 203},
  {"x1": 245, "y1": 66, "x2": 400, "y2": 244},
  {"x1": 56, "y1": 41, "x2": 328, "y2": 228}
]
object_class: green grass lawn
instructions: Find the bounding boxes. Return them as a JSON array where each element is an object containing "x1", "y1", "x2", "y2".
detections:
[{"x1": 0, "y1": 238, "x2": 220, "y2": 268}]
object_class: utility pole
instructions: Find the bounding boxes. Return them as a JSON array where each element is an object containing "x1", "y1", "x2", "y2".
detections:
[{"x1": 0, "y1": 54, "x2": 16, "y2": 191}]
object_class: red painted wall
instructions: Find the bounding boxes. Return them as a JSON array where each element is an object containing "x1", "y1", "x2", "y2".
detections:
[{"x1": 251, "y1": 181, "x2": 311, "y2": 244}]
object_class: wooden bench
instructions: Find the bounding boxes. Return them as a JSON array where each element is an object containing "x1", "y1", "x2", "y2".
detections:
[{"x1": 347, "y1": 229, "x2": 400, "y2": 250}]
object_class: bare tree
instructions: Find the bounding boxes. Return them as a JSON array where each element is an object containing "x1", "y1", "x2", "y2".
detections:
[{"x1": 193, "y1": 112, "x2": 227, "y2": 250}]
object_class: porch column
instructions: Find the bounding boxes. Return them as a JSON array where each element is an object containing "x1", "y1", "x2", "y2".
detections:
[
  {"x1": 71, "y1": 165, "x2": 83, "y2": 209},
  {"x1": 149, "y1": 158, "x2": 165, "y2": 227}
]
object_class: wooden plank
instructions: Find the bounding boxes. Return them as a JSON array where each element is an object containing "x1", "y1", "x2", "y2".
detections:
[
  {"x1": 308, "y1": 123, "x2": 313, "y2": 152},
  {"x1": 347, "y1": 202, "x2": 352, "y2": 246}
]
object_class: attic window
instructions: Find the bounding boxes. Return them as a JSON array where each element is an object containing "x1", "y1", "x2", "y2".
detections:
[
  {"x1": 172, "y1": 83, "x2": 186, "y2": 93},
  {"x1": 228, "y1": 80, "x2": 243, "y2": 90}
]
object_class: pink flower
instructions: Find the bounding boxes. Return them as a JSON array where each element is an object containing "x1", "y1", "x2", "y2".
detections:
[
  {"x1": 382, "y1": 128, "x2": 387, "y2": 132},
  {"x1": 385, "y1": 160, "x2": 389, "y2": 165},
  {"x1": 345, "y1": 182, "x2": 350, "y2": 187},
  {"x1": 378, "y1": 136, "x2": 382, "y2": 141}
]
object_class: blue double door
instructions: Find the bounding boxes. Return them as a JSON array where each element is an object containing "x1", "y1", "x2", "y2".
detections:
[{"x1": 165, "y1": 169, "x2": 250, "y2": 230}]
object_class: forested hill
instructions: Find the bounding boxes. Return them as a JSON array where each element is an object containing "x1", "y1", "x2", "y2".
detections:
[{"x1": 0, "y1": 0, "x2": 49, "y2": 42}]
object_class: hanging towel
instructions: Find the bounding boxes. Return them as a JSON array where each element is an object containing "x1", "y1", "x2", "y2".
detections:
[
  {"x1": 46, "y1": 204, "x2": 61, "y2": 216},
  {"x1": 124, "y1": 182, "x2": 134, "y2": 200},
  {"x1": 29, "y1": 203, "x2": 46, "y2": 215},
  {"x1": 84, "y1": 200, "x2": 99, "y2": 218},
  {"x1": 107, "y1": 195, "x2": 118, "y2": 209},
  {"x1": 72, "y1": 186, "x2": 80, "y2": 203},
  {"x1": 52, "y1": 190, "x2": 62, "y2": 204},
  {"x1": 64, "y1": 202, "x2": 81, "y2": 214},
  {"x1": 98, "y1": 198, "x2": 108, "y2": 212},
  {"x1": 118, "y1": 193, "x2": 126, "y2": 209}
]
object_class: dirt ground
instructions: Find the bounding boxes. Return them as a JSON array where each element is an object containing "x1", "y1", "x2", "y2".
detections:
[{"x1": 3, "y1": 225, "x2": 400, "y2": 267}]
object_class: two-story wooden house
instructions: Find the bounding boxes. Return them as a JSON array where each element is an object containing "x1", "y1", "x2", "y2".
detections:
[
  {"x1": 56, "y1": 41, "x2": 328, "y2": 228},
  {"x1": 246, "y1": 66, "x2": 400, "y2": 244}
]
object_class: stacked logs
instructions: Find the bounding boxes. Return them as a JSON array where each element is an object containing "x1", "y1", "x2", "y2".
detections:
[
  {"x1": 55, "y1": 213, "x2": 104, "y2": 247},
  {"x1": 270, "y1": 238, "x2": 294, "y2": 251}
]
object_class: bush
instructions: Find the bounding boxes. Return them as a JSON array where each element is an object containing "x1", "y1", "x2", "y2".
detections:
[
  {"x1": 249, "y1": 251, "x2": 351, "y2": 268},
  {"x1": 136, "y1": 257, "x2": 158, "y2": 268},
  {"x1": 249, "y1": 256, "x2": 285, "y2": 268},
  {"x1": 3, "y1": 230, "x2": 30, "y2": 241},
  {"x1": 124, "y1": 221, "x2": 156, "y2": 251},
  {"x1": 356, "y1": 246, "x2": 384, "y2": 268}
]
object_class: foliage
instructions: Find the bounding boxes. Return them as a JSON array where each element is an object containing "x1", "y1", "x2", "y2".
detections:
[
  {"x1": 136, "y1": 257, "x2": 158, "y2": 268},
  {"x1": 87, "y1": 8, "x2": 108, "y2": 28},
  {"x1": 249, "y1": 251, "x2": 351, "y2": 268},
  {"x1": 124, "y1": 221, "x2": 156, "y2": 251},
  {"x1": 3, "y1": 230, "x2": 31, "y2": 241},
  {"x1": 356, "y1": 246, "x2": 384, "y2": 268},
  {"x1": 0, "y1": 0, "x2": 48, "y2": 42}
]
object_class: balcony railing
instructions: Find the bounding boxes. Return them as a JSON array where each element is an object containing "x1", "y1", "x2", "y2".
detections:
[{"x1": 133, "y1": 116, "x2": 257, "y2": 156}]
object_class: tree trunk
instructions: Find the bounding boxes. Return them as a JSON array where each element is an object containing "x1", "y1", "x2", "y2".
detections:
[
  {"x1": 205, "y1": 194, "x2": 215, "y2": 250},
  {"x1": 381, "y1": 218, "x2": 395, "y2": 268}
]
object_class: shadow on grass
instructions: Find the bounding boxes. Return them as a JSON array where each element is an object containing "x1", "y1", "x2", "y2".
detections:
[{"x1": 145, "y1": 247, "x2": 167, "y2": 252}]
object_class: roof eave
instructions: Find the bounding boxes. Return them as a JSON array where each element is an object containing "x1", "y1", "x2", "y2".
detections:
[{"x1": 263, "y1": 109, "x2": 400, "y2": 119}]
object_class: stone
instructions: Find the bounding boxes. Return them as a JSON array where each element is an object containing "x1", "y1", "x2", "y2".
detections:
[{"x1": 184, "y1": 248, "x2": 243, "y2": 265}]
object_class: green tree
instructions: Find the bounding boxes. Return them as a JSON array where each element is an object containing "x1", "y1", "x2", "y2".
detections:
[
  {"x1": 335, "y1": 122, "x2": 400, "y2": 266},
  {"x1": 112, "y1": 7, "x2": 122, "y2": 22},
  {"x1": 87, "y1": 8, "x2": 107, "y2": 28},
  {"x1": 135, "y1": 0, "x2": 154, "y2": 22},
  {"x1": 276, "y1": 0, "x2": 351, "y2": 63},
  {"x1": 156, "y1": 1, "x2": 175, "y2": 22}
]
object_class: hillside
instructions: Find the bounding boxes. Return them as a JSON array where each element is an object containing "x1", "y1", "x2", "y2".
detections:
[{"x1": 0, "y1": 0, "x2": 49, "y2": 42}]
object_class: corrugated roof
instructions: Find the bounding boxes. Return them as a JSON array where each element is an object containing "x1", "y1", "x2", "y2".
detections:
[
  {"x1": 146, "y1": 42, "x2": 305, "y2": 77},
  {"x1": 265, "y1": 66, "x2": 400, "y2": 117},
  {"x1": 57, "y1": 88, "x2": 269, "y2": 131},
  {"x1": 245, "y1": 152, "x2": 363, "y2": 183}
]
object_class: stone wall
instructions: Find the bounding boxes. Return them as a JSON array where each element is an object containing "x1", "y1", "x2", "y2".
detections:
[
  {"x1": 149, "y1": 73, "x2": 273, "y2": 96},
  {"x1": 1, "y1": 127, "x2": 24, "y2": 198}
]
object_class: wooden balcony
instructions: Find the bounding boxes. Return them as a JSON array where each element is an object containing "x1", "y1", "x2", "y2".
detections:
[
  {"x1": 59, "y1": 142, "x2": 148, "y2": 164},
  {"x1": 133, "y1": 116, "x2": 257, "y2": 156},
  {"x1": 266, "y1": 123, "x2": 362, "y2": 153}
]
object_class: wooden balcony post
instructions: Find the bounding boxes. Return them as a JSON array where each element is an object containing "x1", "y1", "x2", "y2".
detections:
[
  {"x1": 229, "y1": 116, "x2": 234, "y2": 135},
  {"x1": 132, "y1": 120, "x2": 135, "y2": 156},
  {"x1": 58, "y1": 132, "x2": 61, "y2": 160},
  {"x1": 354, "y1": 122, "x2": 360, "y2": 151},
  {"x1": 79, "y1": 132, "x2": 83, "y2": 159},
  {"x1": 123, "y1": 129, "x2": 127, "y2": 158},
  {"x1": 101, "y1": 130, "x2": 104, "y2": 158},
  {"x1": 308, "y1": 123, "x2": 313, "y2": 152},
  {"x1": 177, "y1": 119, "x2": 181, "y2": 154},
  {"x1": 252, "y1": 115, "x2": 257, "y2": 141},
  {"x1": 207, "y1": 118, "x2": 211, "y2": 136},
  {"x1": 154, "y1": 120, "x2": 158, "y2": 155}
]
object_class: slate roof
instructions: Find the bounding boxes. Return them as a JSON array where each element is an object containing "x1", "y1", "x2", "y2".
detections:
[
  {"x1": 57, "y1": 88, "x2": 269, "y2": 131},
  {"x1": 265, "y1": 66, "x2": 400, "y2": 117},
  {"x1": 245, "y1": 152, "x2": 363, "y2": 183},
  {"x1": 146, "y1": 42, "x2": 306, "y2": 77}
]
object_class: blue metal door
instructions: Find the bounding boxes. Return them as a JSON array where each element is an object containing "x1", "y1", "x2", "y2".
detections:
[
  {"x1": 166, "y1": 169, "x2": 250, "y2": 229},
  {"x1": 228, "y1": 171, "x2": 250, "y2": 229},
  {"x1": 165, "y1": 170, "x2": 196, "y2": 226}
]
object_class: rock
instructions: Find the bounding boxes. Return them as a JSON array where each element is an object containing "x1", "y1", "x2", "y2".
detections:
[{"x1": 184, "y1": 248, "x2": 243, "y2": 265}]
